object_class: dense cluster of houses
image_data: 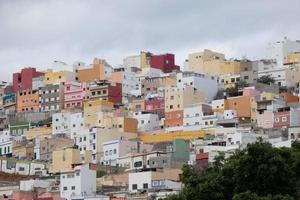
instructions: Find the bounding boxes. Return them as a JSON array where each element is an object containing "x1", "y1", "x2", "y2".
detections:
[{"x1": 1, "y1": 37, "x2": 300, "y2": 200}]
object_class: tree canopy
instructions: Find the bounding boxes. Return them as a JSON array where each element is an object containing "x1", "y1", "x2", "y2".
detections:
[
  {"x1": 257, "y1": 75, "x2": 276, "y2": 85},
  {"x1": 166, "y1": 141, "x2": 300, "y2": 200}
]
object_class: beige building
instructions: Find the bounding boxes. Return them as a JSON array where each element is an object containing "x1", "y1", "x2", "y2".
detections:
[
  {"x1": 217, "y1": 74, "x2": 241, "y2": 89},
  {"x1": 83, "y1": 99, "x2": 114, "y2": 127},
  {"x1": 186, "y1": 49, "x2": 240, "y2": 76},
  {"x1": 96, "y1": 111, "x2": 138, "y2": 133},
  {"x1": 39, "y1": 137, "x2": 74, "y2": 161},
  {"x1": 74, "y1": 58, "x2": 112, "y2": 83},
  {"x1": 50, "y1": 148, "x2": 81, "y2": 173},
  {"x1": 164, "y1": 85, "x2": 205, "y2": 112},
  {"x1": 142, "y1": 75, "x2": 177, "y2": 96},
  {"x1": 25, "y1": 126, "x2": 52, "y2": 140},
  {"x1": 44, "y1": 70, "x2": 75, "y2": 85}
]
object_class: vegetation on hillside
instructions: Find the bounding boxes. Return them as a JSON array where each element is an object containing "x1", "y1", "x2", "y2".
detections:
[{"x1": 166, "y1": 141, "x2": 300, "y2": 200}]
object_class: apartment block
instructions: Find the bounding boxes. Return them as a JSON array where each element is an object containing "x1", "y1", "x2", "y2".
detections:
[
  {"x1": 16, "y1": 90, "x2": 39, "y2": 112},
  {"x1": 64, "y1": 82, "x2": 86, "y2": 109},
  {"x1": 39, "y1": 84, "x2": 64, "y2": 112},
  {"x1": 86, "y1": 80, "x2": 122, "y2": 104}
]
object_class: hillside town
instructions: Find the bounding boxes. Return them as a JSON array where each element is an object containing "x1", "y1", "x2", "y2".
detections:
[{"x1": 1, "y1": 37, "x2": 300, "y2": 200}]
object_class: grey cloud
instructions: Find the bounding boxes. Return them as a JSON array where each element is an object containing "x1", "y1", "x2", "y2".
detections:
[{"x1": 0, "y1": 0, "x2": 300, "y2": 81}]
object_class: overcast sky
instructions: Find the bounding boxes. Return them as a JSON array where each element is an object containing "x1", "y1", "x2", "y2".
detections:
[{"x1": 0, "y1": 0, "x2": 300, "y2": 81}]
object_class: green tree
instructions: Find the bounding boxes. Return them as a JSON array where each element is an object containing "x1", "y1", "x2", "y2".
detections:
[
  {"x1": 257, "y1": 75, "x2": 275, "y2": 85},
  {"x1": 166, "y1": 141, "x2": 300, "y2": 200},
  {"x1": 237, "y1": 80, "x2": 249, "y2": 89}
]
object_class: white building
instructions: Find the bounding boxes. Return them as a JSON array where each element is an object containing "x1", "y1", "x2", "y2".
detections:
[
  {"x1": 131, "y1": 112, "x2": 161, "y2": 132},
  {"x1": 212, "y1": 99, "x2": 225, "y2": 112},
  {"x1": 266, "y1": 37, "x2": 300, "y2": 67},
  {"x1": 102, "y1": 139, "x2": 152, "y2": 166},
  {"x1": 128, "y1": 170, "x2": 182, "y2": 193},
  {"x1": 183, "y1": 104, "x2": 218, "y2": 131},
  {"x1": 223, "y1": 110, "x2": 238, "y2": 120},
  {"x1": 52, "y1": 112, "x2": 84, "y2": 139},
  {"x1": 32, "y1": 76, "x2": 45, "y2": 91},
  {"x1": 0, "y1": 130, "x2": 12, "y2": 156},
  {"x1": 75, "y1": 127, "x2": 98, "y2": 162},
  {"x1": 176, "y1": 71, "x2": 218, "y2": 101},
  {"x1": 113, "y1": 67, "x2": 141, "y2": 99},
  {"x1": 123, "y1": 55, "x2": 141, "y2": 68},
  {"x1": 118, "y1": 151, "x2": 166, "y2": 170},
  {"x1": 60, "y1": 164, "x2": 96, "y2": 200}
]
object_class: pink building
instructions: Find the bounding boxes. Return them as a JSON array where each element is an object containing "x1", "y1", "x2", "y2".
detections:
[
  {"x1": 64, "y1": 82, "x2": 86, "y2": 109},
  {"x1": 242, "y1": 87, "x2": 260, "y2": 97},
  {"x1": 257, "y1": 111, "x2": 274, "y2": 129}
]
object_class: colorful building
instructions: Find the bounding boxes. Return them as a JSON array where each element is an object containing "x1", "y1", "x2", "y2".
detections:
[
  {"x1": 75, "y1": 58, "x2": 113, "y2": 83},
  {"x1": 86, "y1": 80, "x2": 122, "y2": 104},
  {"x1": 144, "y1": 97, "x2": 165, "y2": 117},
  {"x1": 64, "y1": 82, "x2": 86, "y2": 109},
  {"x1": 150, "y1": 53, "x2": 179, "y2": 73},
  {"x1": 16, "y1": 90, "x2": 39, "y2": 112},
  {"x1": 186, "y1": 49, "x2": 240, "y2": 76},
  {"x1": 44, "y1": 70, "x2": 75, "y2": 85},
  {"x1": 12, "y1": 67, "x2": 44, "y2": 93},
  {"x1": 83, "y1": 99, "x2": 114, "y2": 127}
]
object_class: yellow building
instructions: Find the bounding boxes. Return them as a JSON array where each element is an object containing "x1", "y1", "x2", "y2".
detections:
[
  {"x1": 287, "y1": 52, "x2": 300, "y2": 64},
  {"x1": 50, "y1": 148, "x2": 81, "y2": 173},
  {"x1": 140, "y1": 51, "x2": 151, "y2": 69},
  {"x1": 164, "y1": 85, "x2": 205, "y2": 112},
  {"x1": 218, "y1": 74, "x2": 241, "y2": 89},
  {"x1": 25, "y1": 126, "x2": 52, "y2": 140},
  {"x1": 44, "y1": 70, "x2": 75, "y2": 85},
  {"x1": 139, "y1": 130, "x2": 211, "y2": 143},
  {"x1": 187, "y1": 49, "x2": 240, "y2": 76},
  {"x1": 260, "y1": 92, "x2": 278, "y2": 101},
  {"x1": 83, "y1": 99, "x2": 114, "y2": 127},
  {"x1": 97, "y1": 112, "x2": 138, "y2": 133}
]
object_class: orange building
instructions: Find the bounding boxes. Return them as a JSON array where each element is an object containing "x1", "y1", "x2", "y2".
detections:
[
  {"x1": 164, "y1": 110, "x2": 184, "y2": 128},
  {"x1": 224, "y1": 96, "x2": 251, "y2": 118},
  {"x1": 75, "y1": 58, "x2": 112, "y2": 83},
  {"x1": 280, "y1": 92, "x2": 299, "y2": 104},
  {"x1": 17, "y1": 90, "x2": 39, "y2": 112}
]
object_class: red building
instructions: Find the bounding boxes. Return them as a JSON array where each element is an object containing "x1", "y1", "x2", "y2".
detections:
[
  {"x1": 144, "y1": 97, "x2": 165, "y2": 117},
  {"x1": 108, "y1": 83, "x2": 122, "y2": 104},
  {"x1": 150, "y1": 53, "x2": 179, "y2": 73},
  {"x1": 195, "y1": 151, "x2": 209, "y2": 172},
  {"x1": 273, "y1": 110, "x2": 290, "y2": 128},
  {"x1": 87, "y1": 80, "x2": 122, "y2": 105},
  {"x1": 13, "y1": 67, "x2": 44, "y2": 93}
]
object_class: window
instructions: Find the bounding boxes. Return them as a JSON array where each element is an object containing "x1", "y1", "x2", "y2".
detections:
[
  {"x1": 134, "y1": 161, "x2": 143, "y2": 168},
  {"x1": 143, "y1": 183, "x2": 148, "y2": 189},
  {"x1": 113, "y1": 149, "x2": 117, "y2": 154},
  {"x1": 71, "y1": 186, "x2": 75, "y2": 190},
  {"x1": 132, "y1": 184, "x2": 137, "y2": 190},
  {"x1": 282, "y1": 116, "x2": 287, "y2": 122},
  {"x1": 63, "y1": 187, "x2": 67, "y2": 191},
  {"x1": 170, "y1": 105, "x2": 173, "y2": 109}
]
